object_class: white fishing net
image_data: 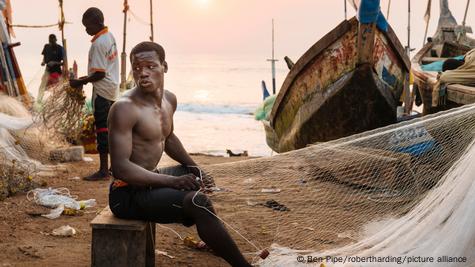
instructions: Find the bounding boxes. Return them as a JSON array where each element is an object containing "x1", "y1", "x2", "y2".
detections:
[
  {"x1": 200, "y1": 103, "x2": 475, "y2": 266},
  {"x1": 0, "y1": 94, "x2": 65, "y2": 200}
]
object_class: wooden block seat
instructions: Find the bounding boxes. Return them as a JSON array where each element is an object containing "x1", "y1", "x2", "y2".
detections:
[{"x1": 91, "y1": 206, "x2": 156, "y2": 267}]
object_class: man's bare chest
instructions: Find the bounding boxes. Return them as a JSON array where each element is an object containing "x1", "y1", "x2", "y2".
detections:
[{"x1": 134, "y1": 107, "x2": 173, "y2": 141}]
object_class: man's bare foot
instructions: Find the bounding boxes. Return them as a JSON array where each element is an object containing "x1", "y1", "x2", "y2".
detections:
[{"x1": 83, "y1": 170, "x2": 110, "y2": 181}]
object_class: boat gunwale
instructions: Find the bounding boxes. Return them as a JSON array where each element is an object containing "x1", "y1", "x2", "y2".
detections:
[
  {"x1": 270, "y1": 17, "x2": 410, "y2": 128},
  {"x1": 269, "y1": 17, "x2": 356, "y2": 127}
]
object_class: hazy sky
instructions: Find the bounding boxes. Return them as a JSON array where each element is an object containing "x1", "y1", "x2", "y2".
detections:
[{"x1": 8, "y1": 0, "x2": 475, "y2": 78}]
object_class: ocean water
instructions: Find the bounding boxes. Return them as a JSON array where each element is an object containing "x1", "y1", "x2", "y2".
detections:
[
  {"x1": 22, "y1": 54, "x2": 289, "y2": 157},
  {"x1": 168, "y1": 54, "x2": 288, "y2": 157}
]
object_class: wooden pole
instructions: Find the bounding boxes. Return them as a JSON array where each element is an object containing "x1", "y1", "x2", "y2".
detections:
[
  {"x1": 406, "y1": 0, "x2": 411, "y2": 55},
  {"x1": 462, "y1": 0, "x2": 471, "y2": 27},
  {"x1": 266, "y1": 19, "x2": 278, "y2": 95},
  {"x1": 8, "y1": 43, "x2": 31, "y2": 105},
  {"x1": 59, "y1": 0, "x2": 68, "y2": 77},
  {"x1": 120, "y1": 0, "x2": 128, "y2": 91},
  {"x1": 457, "y1": 0, "x2": 471, "y2": 42},
  {"x1": 344, "y1": 0, "x2": 347, "y2": 20},
  {"x1": 386, "y1": 0, "x2": 391, "y2": 20},
  {"x1": 0, "y1": 44, "x2": 15, "y2": 96},
  {"x1": 149, "y1": 0, "x2": 154, "y2": 41},
  {"x1": 423, "y1": 0, "x2": 432, "y2": 46}
]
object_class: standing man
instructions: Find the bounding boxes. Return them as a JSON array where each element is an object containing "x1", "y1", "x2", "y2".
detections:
[
  {"x1": 108, "y1": 42, "x2": 251, "y2": 267},
  {"x1": 70, "y1": 7, "x2": 119, "y2": 181},
  {"x1": 37, "y1": 34, "x2": 64, "y2": 104}
]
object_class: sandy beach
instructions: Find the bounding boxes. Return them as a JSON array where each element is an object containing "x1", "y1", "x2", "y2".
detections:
[
  {"x1": 0, "y1": 153, "x2": 256, "y2": 267},
  {"x1": 2, "y1": 1, "x2": 475, "y2": 266}
]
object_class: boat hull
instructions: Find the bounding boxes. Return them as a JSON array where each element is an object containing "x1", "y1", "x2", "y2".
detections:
[
  {"x1": 266, "y1": 18, "x2": 409, "y2": 152},
  {"x1": 412, "y1": 39, "x2": 475, "y2": 115}
]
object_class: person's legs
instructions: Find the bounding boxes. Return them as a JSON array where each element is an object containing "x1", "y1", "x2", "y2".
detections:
[
  {"x1": 84, "y1": 94, "x2": 114, "y2": 181},
  {"x1": 123, "y1": 186, "x2": 251, "y2": 267},
  {"x1": 182, "y1": 192, "x2": 251, "y2": 267}
]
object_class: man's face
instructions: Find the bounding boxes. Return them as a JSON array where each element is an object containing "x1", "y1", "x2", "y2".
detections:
[
  {"x1": 82, "y1": 17, "x2": 102, "y2": 36},
  {"x1": 49, "y1": 36, "x2": 57, "y2": 45},
  {"x1": 131, "y1": 51, "x2": 167, "y2": 93}
]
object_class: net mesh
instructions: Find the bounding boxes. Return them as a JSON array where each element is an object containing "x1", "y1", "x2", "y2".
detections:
[
  {"x1": 0, "y1": 94, "x2": 65, "y2": 200},
  {"x1": 40, "y1": 80, "x2": 86, "y2": 142},
  {"x1": 200, "y1": 103, "x2": 475, "y2": 266}
]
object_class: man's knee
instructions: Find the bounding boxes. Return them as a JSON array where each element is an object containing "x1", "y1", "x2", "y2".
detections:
[{"x1": 183, "y1": 192, "x2": 213, "y2": 211}]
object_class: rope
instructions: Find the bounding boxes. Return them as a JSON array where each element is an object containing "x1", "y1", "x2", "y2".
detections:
[
  {"x1": 128, "y1": 9, "x2": 150, "y2": 26},
  {"x1": 187, "y1": 166, "x2": 262, "y2": 253},
  {"x1": 26, "y1": 67, "x2": 44, "y2": 88},
  {"x1": 157, "y1": 224, "x2": 184, "y2": 240},
  {"x1": 11, "y1": 22, "x2": 71, "y2": 29}
]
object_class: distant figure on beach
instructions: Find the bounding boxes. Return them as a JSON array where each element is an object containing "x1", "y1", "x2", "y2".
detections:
[
  {"x1": 37, "y1": 34, "x2": 63, "y2": 104},
  {"x1": 108, "y1": 41, "x2": 251, "y2": 267},
  {"x1": 70, "y1": 7, "x2": 119, "y2": 181}
]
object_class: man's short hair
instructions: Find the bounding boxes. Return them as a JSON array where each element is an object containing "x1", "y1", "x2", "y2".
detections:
[
  {"x1": 82, "y1": 7, "x2": 104, "y2": 25},
  {"x1": 49, "y1": 34, "x2": 56, "y2": 39},
  {"x1": 130, "y1": 42, "x2": 165, "y2": 64}
]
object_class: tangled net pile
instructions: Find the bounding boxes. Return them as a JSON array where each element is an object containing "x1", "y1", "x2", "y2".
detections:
[
  {"x1": 199, "y1": 104, "x2": 475, "y2": 266},
  {"x1": 0, "y1": 94, "x2": 63, "y2": 200},
  {"x1": 41, "y1": 80, "x2": 86, "y2": 142}
]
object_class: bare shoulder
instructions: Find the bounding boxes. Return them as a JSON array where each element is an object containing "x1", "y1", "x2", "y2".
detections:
[
  {"x1": 109, "y1": 96, "x2": 138, "y2": 127},
  {"x1": 164, "y1": 90, "x2": 177, "y2": 112}
]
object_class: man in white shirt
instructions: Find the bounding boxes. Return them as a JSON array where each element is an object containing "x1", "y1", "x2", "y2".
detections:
[{"x1": 70, "y1": 7, "x2": 119, "y2": 181}]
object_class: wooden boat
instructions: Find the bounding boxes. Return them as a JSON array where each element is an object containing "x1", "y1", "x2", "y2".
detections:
[
  {"x1": 264, "y1": 17, "x2": 410, "y2": 153},
  {"x1": 411, "y1": 0, "x2": 475, "y2": 115}
]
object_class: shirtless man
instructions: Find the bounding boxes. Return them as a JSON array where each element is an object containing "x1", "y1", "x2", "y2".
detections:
[{"x1": 108, "y1": 42, "x2": 251, "y2": 267}]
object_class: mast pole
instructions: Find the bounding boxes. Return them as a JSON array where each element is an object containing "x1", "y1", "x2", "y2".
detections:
[
  {"x1": 266, "y1": 19, "x2": 278, "y2": 95},
  {"x1": 344, "y1": 0, "x2": 347, "y2": 20},
  {"x1": 120, "y1": 0, "x2": 128, "y2": 91},
  {"x1": 423, "y1": 0, "x2": 432, "y2": 46},
  {"x1": 457, "y1": 0, "x2": 471, "y2": 42},
  {"x1": 386, "y1": 0, "x2": 391, "y2": 20},
  {"x1": 462, "y1": 0, "x2": 471, "y2": 27},
  {"x1": 150, "y1": 0, "x2": 154, "y2": 41}
]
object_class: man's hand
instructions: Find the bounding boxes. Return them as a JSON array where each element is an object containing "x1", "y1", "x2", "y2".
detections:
[
  {"x1": 187, "y1": 166, "x2": 201, "y2": 179},
  {"x1": 167, "y1": 174, "x2": 201, "y2": 191},
  {"x1": 187, "y1": 166, "x2": 215, "y2": 188},
  {"x1": 69, "y1": 79, "x2": 85, "y2": 89}
]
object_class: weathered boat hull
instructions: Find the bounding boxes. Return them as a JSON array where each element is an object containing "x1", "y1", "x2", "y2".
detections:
[
  {"x1": 411, "y1": 0, "x2": 475, "y2": 115},
  {"x1": 266, "y1": 17, "x2": 410, "y2": 153},
  {"x1": 412, "y1": 42, "x2": 473, "y2": 115}
]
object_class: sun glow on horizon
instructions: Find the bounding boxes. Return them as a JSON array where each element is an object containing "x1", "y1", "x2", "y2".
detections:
[{"x1": 194, "y1": 0, "x2": 210, "y2": 9}]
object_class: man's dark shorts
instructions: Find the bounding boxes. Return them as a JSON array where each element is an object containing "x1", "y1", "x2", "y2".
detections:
[
  {"x1": 109, "y1": 165, "x2": 195, "y2": 226},
  {"x1": 94, "y1": 94, "x2": 114, "y2": 154}
]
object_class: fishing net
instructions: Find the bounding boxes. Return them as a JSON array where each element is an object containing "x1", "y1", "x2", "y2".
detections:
[
  {"x1": 199, "y1": 103, "x2": 475, "y2": 266},
  {"x1": 0, "y1": 94, "x2": 64, "y2": 200},
  {"x1": 40, "y1": 80, "x2": 86, "y2": 142}
]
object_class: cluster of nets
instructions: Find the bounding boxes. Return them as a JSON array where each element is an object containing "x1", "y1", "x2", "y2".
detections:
[
  {"x1": 200, "y1": 104, "x2": 475, "y2": 266},
  {"x1": 0, "y1": 94, "x2": 65, "y2": 200}
]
